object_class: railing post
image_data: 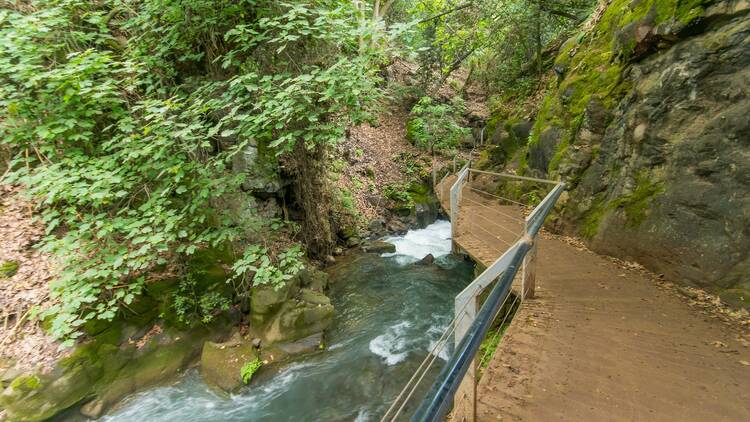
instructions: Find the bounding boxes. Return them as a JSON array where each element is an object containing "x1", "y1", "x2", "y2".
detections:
[
  {"x1": 453, "y1": 294, "x2": 477, "y2": 422},
  {"x1": 450, "y1": 165, "x2": 468, "y2": 254},
  {"x1": 522, "y1": 220, "x2": 539, "y2": 300}
]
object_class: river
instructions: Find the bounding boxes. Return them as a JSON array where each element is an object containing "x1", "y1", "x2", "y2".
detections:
[{"x1": 100, "y1": 220, "x2": 474, "y2": 421}]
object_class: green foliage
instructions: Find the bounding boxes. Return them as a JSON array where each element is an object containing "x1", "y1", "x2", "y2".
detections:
[
  {"x1": 0, "y1": 0, "x2": 384, "y2": 345},
  {"x1": 0, "y1": 261, "x2": 19, "y2": 279},
  {"x1": 478, "y1": 325, "x2": 507, "y2": 372},
  {"x1": 240, "y1": 358, "x2": 263, "y2": 384},
  {"x1": 407, "y1": 96, "x2": 469, "y2": 153},
  {"x1": 352, "y1": 176, "x2": 365, "y2": 190},
  {"x1": 231, "y1": 244, "x2": 304, "y2": 292},
  {"x1": 383, "y1": 183, "x2": 412, "y2": 204},
  {"x1": 392, "y1": 0, "x2": 596, "y2": 93},
  {"x1": 393, "y1": 152, "x2": 431, "y2": 181},
  {"x1": 172, "y1": 273, "x2": 231, "y2": 325},
  {"x1": 339, "y1": 189, "x2": 356, "y2": 213}
]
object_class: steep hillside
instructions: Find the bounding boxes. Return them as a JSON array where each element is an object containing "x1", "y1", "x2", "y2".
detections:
[{"x1": 488, "y1": 0, "x2": 749, "y2": 307}]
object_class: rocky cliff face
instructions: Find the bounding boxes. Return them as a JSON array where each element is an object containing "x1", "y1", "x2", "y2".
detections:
[{"x1": 513, "y1": 0, "x2": 749, "y2": 306}]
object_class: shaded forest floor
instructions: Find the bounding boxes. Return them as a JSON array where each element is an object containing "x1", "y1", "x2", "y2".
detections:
[{"x1": 0, "y1": 186, "x2": 66, "y2": 372}]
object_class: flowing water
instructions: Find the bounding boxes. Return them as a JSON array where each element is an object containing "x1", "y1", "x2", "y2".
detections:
[{"x1": 101, "y1": 220, "x2": 474, "y2": 422}]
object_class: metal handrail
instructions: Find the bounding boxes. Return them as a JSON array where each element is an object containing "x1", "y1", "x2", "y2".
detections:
[
  {"x1": 449, "y1": 164, "x2": 470, "y2": 244},
  {"x1": 411, "y1": 240, "x2": 530, "y2": 422},
  {"x1": 411, "y1": 174, "x2": 564, "y2": 422}
]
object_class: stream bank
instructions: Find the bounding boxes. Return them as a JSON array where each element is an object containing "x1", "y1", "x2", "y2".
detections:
[{"x1": 98, "y1": 221, "x2": 474, "y2": 421}]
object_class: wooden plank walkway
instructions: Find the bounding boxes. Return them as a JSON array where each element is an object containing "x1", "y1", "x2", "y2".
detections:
[{"x1": 436, "y1": 177, "x2": 750, "y2": 421}]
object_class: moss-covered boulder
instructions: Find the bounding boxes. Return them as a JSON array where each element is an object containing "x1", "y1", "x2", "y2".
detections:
[
  {"x1": 249, "y1": 276, "x2": 301, "y2": 327},
  {"x1": 0, "y1": 247, "x2": 236, "y2": 421},
  {"x1": 0, "y1": 319, "x2": 232, "y2": 421},
  {"x1": 200, "y1": 333, "x2": 259, "y2": 392},
  {"x1": 298, "y1": 268, "x2": 329, "y2": 292},
  {"x1": 260, "y1": 289, "x2": 334, "y2": 345},
  {"x1": 361, "y1": 240, "x2": 397, "y2": 254}
]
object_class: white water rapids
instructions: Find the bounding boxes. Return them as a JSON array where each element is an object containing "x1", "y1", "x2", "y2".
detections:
[{"x1": 101, "y1": 220, "x2": 472, "y2": 422}]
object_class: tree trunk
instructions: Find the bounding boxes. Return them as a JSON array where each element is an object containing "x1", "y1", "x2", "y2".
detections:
[
  {"x1": 536, "y1": 1, "x2": 543, "y2": 76},
  {"x1": 289, "y1": 142, "x2": 336, "y2": 259}
]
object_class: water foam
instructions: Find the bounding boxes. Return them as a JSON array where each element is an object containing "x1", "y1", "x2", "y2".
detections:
[
  {"x1": 368, "y1": 321, "x2": 412, "y2": 365},
  {"x1": 426, "y1": 322, "x2": 451, "y2": 361},
  {"x1": 381, "y1": 220, "x2": 451, "y2": 263}
]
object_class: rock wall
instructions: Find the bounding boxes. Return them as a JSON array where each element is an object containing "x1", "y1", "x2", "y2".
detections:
[
  {"x1": 0, "y1": 249, "x2": 237, "y2": 421},
  {"x1": 511, "y1": 0, "x2": 749, "y2": 306}
]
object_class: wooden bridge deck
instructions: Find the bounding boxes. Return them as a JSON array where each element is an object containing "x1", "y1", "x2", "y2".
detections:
[{"x1": 436, "y1": 177, "x2": 750, "y2": 421}]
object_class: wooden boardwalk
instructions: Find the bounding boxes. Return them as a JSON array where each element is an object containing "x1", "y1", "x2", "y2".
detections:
[{"x1": 437, "y1": 177, "x2": 750, "y2": 421}]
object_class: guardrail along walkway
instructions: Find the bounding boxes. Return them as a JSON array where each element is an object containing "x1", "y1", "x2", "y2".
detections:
[{"x1": 435, "y1": 171, "x2": 750, "y2": 421}]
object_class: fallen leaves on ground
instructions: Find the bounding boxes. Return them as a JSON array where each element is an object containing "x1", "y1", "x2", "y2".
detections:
[{"x1": 0, "y1": 185, "x2": 66, "y2": 372}]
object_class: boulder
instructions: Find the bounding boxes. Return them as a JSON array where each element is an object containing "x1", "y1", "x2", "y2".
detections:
[
  {"x1": 528, "y1": 126, "x2": 562, "y2": 175},
  {"x1": 417, "y1": 254, "x2": 435, "y2": 265},
  {"x1": 415, "y1": 202, "x2": 438, "y2": 228},
  {"x1": 296, "y1": 268, "x2": 329, "y2": 292},
  {"x1": 361, "y1": 240, "x2": 396, "y2": 254},
  {"x1": 274, "y1": 332, "x2": 324, "y2": 356},
  {"x1": 537, "y1": 1, "x2": 750, "y2": 299},
  {"x1": 249, "y1": 277, "x2": 301, "y2": 327},
  {"x1": 260, "y1": 289, "x2": 334, "y2": 345},
  {"x1": 200, "y1": 333, "x2": 259, "y2": 392},
  {"x1": 0, "y1": 321, "x2": 230, "y2": 422}
]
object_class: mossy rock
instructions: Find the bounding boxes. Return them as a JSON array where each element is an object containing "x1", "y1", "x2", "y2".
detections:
[
  {"x1": 0, "y1": 317, "x2": 233, "y2": 421},
  {"x1": 0, "y1": 260, "x2": 19, "y2": 278},
  {"x1": 260, "y1": 290, "x2": 334, "y2": 345},
  {"x1": 0, "y1": 364, "x2": 95, "y2": 421},
  {"x1": 200, "y1": 333, "x2": 258, "y2": 392},
  {"x1": 249, "y1": 277, "x2": 301, "y2": 328},
  {"x1": 297, "y1": 268, "x2": 329, "y2": 292},
  {"x1": 361, "y1": 241, "x2": 396, "y2": 254}
]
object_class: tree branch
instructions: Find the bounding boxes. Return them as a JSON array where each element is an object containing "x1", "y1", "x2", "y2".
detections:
[
  {"x1": 539, "y1": 4, "x2": 579, "y2": 21},
  {"x1": 418, "y1": 2, "x2": 473, "y2": 24}
]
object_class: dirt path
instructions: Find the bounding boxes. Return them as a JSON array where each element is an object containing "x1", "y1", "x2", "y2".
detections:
[{"x1": 437, "y1": 178, "x2": 750, "y2": 421}]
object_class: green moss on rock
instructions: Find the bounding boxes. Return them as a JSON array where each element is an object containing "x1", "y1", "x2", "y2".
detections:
[
  {"x1": 608, "y1": 174, "x2": 664, "y2": 226},
  {"x1": 0, "y1": 250, "x2": 236, "y2": 421},
  {"x1": 9, "y1": 374, "x2": 40, "y2": 391}
]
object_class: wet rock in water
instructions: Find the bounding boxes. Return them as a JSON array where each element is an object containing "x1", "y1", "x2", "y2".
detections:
[
  {"x1": 386, "y1": 219, "x2": 407, "y2": 234},
  {"x1": 81, "y1": 398, "x2": 105, "y2": 419},
  {"x1": 361, "y1": 240, "x2": 396, "y2": 254},
  {"x1": 0, "y1": 321, "x2": 231, "y2": 422},
  {"x1": 414, "y1": 202, "x2": 438, "y2": 229},
  {"x1": 200, "y1": 333, "x2": 259, "y2": 392},
  {"x1": 260, "y1": 289, "x2": 334, "y2": 345},
  {"x1": 274, "y1": 332, "x2": 324, "y2": 356},
  {"x1": 417, "y1": 254, "x2": 435, "y2": 265}
]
